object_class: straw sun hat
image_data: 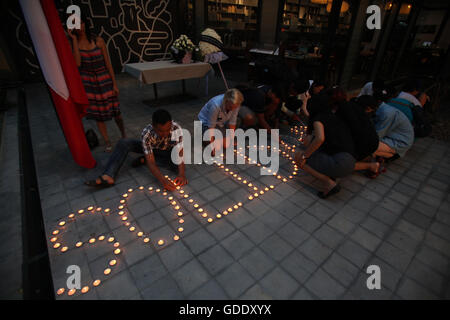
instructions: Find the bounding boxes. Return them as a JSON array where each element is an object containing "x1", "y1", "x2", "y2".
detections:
[{"x1": 199, "y1": 28, "x2": 223, "y2": 55}]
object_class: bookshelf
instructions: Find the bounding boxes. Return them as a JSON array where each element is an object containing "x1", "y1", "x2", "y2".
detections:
[{"x1": 205, "y1": 0, "x2": 261, "y2": 52}]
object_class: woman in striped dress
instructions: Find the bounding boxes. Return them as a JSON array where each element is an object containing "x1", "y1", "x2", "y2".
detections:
[{"x1": 68, "y1": 20, "x2": 126, "y2": 152}]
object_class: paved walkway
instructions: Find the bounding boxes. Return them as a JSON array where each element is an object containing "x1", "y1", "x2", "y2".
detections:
[{"x1": 15, "y1": 74, "x2": 450, "y2": 300}]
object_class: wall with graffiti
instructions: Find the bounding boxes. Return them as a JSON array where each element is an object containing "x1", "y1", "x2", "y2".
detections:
[{"x1": 4, "y1": 0, "x2": 179, "y2": 79}]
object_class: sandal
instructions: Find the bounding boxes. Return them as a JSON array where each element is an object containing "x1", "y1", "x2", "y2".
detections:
[
  {"x1": 85, "y1": 176, "x2": 114, "y2": 188},
  {"x1": 104, "y1": 143, "x2": 113, "y2": 153},
  {"x1": 318, "y1": 184, "x2": 341, "y2": 199}
]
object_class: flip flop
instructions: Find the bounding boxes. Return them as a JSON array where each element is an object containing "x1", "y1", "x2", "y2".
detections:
[
  {"x1": 318, "y1": 184, "x2": 341, "y2": 199},
  {"x1": 85, "y1": 176, "x2": 114, "y2": 188}
]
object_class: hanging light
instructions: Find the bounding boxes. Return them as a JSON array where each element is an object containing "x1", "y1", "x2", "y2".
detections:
[
  {"x1": 326, "y1": 1, "x2": 349, "y2": 13},
  {"x1": 399, "y1": 3, "x2": 412, "y2": 15}
]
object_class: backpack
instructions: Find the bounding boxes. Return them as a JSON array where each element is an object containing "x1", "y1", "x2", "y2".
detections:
[{"x1": 387, "y1": 98, "x2": 432, "y2": 138}]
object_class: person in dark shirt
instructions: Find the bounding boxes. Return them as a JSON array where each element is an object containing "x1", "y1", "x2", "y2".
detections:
[
  {"x1": 336, "y1": 95, "x2": 382, "y2": 177},
  {"x1": 295, "y1": 87, "x2": 356, "y2": 198},
  {"x1": 237, "y1": 84, "x2": 283, "y2": 133}
]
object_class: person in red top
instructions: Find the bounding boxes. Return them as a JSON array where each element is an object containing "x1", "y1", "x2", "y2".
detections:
[{"x1": 68, "y1": 18, "x2": 126, "y2": 152}]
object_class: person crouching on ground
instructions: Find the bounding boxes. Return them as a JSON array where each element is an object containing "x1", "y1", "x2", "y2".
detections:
[
  {"x1": 198, "y1": 89, "x2": 244, "y2": 155},
  {"x1": 85, "y1": 109, "x2": 187, "y2": 191},
  {"x1": 294, "y1": 88, "x2": 357, "y2": 199},
  {"x1": 235, "y1": 83, "x2": 283, "y2": 133}
]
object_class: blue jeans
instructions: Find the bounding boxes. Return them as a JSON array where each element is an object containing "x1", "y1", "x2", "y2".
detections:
[{"x1": 102, "y1": 138, "x2": 177, "y2": 179}]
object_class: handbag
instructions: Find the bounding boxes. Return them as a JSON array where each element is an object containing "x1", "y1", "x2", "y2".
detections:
[{"x1": 85, "y1": 129, "x2": 99, "y2": 149}]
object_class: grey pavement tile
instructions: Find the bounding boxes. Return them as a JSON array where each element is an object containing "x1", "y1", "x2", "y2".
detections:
[
  {"x1": 430, "y1": 221, "x2": 450, "y2": 242},
  {"x1": 226, "y1": 208, "x2": 255, "y2": 229},
  {"x1": 306, "y1": 202, "x2": 336, "y2": 222},
  {"x1": 216, "y1": 262, "x2": 255, "y2": 299},
  {"x1": 326, "y1": 213, "x2": 356, "y2": 235},
  {"x1": 188, "y1": 279, "x2": 229, "y2": 300},
  {"x1": 275, "y1": 200, "x2": 303, "y2": 220},
  {"x1": 292, "y1": 212, "x2": 322, "y2": 233},
  {"x1": 158, "y1": 241, "x2": 194, "y2": 272},
  {"x1": 369, "y1": 206, "x2": 399, "y2": 226},
  {"x1": 122, "y1": 238, "x2": 154, "y2": 266},
  {"x1": 288, "y1": 192, "x2": 316, "y2": 210},
  {"x1": 337, "y1": 240, "x2": 372, "y2": 269},
  {"x1": 129, "y1": 254, "x2": 168, "y2": 291},
  {"x1": 260, "y1": 233, "x2": 294, "y2": 262},
  {"x1": 415, "y1": 245, "x2": 450, "y2": 275},
  {"x1": 172, "y1": 259, "x2": 211, "y2": 295},
  {"x1": 240, "y1": 284, "x2": 273, "y2": 300},
  {"x1": 423, "y1": 233, "x2": 450, "y2": 258},
  {"x1": 304, "y1": 268, "x2": 346, "y2": 299},
  {"x1": 338, "y1": 205, "x2": 367, "y2": 224},
  {"x1": 136, "y1": 211, "x2": 167, "y2": 233},
  {"x1": 206, "y1": 218, "x2": 236, "y2": 241},
  {"x1": 387, "y1": 230, "x2": 421, "y2": 255},
  {"x1": 410, "y1": 199, "x2": 439, "y2": 218},
  {"x1": 216, "y1": 179, "x2": 240, "y2": 193},
  {"x1": 395, "y1": 220, "x2": 425, "y2": 242},
  {"x1": 359, "y1": 188, "x2": 383, "y2": 203},
  {"x1": 141, "y1": 274, "x2": 184, "y2": 300},
  {"x1": 276, "y1": 222, "x2": 310, "y2": 247},
  {"x1": 298, "y1": 237, "x2": 333, "y2": 266},
  {"x1": 402, "y1": 208, "x2": 432, "y2": 229},
  {"x1": 198, "y1": 244, "x2": 234, "y2": 276},
  {"x1": 241, "y1": 219, "x2": 274, "y2": 245},
  {"x1": 259, "y1": 267, "x2": 299, "y2": 299},
  {"x1": 360, "y1": 216, "x2": 390, "y2": 239},
  {"x1": 375, "y1": 241, "x2": 413, "y2": 273},
  {"x1": 199, "y1": 185, "x2": 224, "y2": 202},
  {"x1": 392, "y1": 182, "x2": 418, "y2": 196},
  {"x1": 416, "y1": 192, "x2": 443, "y2": 209},
  {"x1": 238, "y1": 247, "x2": 276, "y2": 280},
  {"x1": 313, "y1": 224, "x2": 345, "y2": 249},
  {"x1": 292, "y1": 288, "x2": 315, "y2": 300},
  {"x1": 365, "y1": 181, "x2": 391, "y2": 196},
  {"x1": 379, "y1": 197, "x2": 405, "y2": 215},
  {"x1": 244, "y1": 199, "x2": 271, "y2": 217},
  {"x1": 322, "y1": 253, "x2": 359, "y2": 288},
  {"x1": 387, "y1": 190, "x2": 412, "y2": 206},
  {"x1": 128, "y1": 200, "x2": 156, "y2": 219},
  {"x1": 260, "y1": 191, "x2": 286, "y2": 209},
  {"x1": 396, "y1": 278, "x2": 439, "y2": 300},
  {"x1": 183, "y1": 228, "x2": 217, "y2": 256},
  {"x1": 96, "y1": 270, "x2": 140, "y2": 300},
  {"x1": 259, "y1": 210, "x2": 289, "y2": 231},
  {"x1": 405, "y1": 259, "x2": 446, "y2": 295},
  {"x1": 221, "y1": 231, "x2": 255, "y2": 260},
  {"x1": 350, "y1": 227, "x2": 382, "y2": 252},
  {"x1": 189, "y1": 177, "x2": 211, "y2": 192}
]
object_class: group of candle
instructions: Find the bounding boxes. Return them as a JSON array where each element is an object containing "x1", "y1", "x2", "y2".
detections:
[{"x1": 51, "y1": 125, "x2": 308, "y2": 298}]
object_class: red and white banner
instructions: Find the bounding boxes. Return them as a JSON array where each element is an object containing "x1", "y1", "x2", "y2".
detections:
[{"x1": 19, "y1": 0, "x2": 96, "y2": 169}]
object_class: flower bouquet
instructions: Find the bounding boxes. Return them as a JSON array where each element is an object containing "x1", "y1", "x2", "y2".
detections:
[{"x1": 170, "y1": 35, "x2": 195, "y2": 64}]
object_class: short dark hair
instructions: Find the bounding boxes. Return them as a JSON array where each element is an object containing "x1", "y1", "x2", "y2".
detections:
[
  {"x1": 403, "y1": 79, "x2": 422, "y2": 92},
  {"x1": 152, "y1": 109, "x2": 172, "y2": 126},
  {"x1": 293, "y1": 78, "x2": 310, "y2": 95},
  {"x1": 356, "y1": 95, "x2": 379, "y2": 111},
  {"x1": 372, "y1": 79, "x2": 385, "y2": 91}
]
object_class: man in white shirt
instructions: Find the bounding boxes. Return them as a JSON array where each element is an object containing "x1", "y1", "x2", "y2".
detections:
[
  {"x1": 397, "y1": 79, "x2": 429, "y2": 107},
  {"x1": 198, "y1": 89, "x2": 244, "y2": 152}
]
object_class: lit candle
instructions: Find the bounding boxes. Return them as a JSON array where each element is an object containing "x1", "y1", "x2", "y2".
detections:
[
  {"x1": 178, "y1": 212, "x2": 183, "y2": 217},
  {"x1": 61, "y1": 246, "x2": 68, "y2": 253},
  {"x1": 120, "y1": 200, "x2": 125, "y2": 204},
  {"x1": 89, "y1": 238, "x2": 96, "y2": 244},
  {"x1": 174, "y1": 206, "x2": 180, "y2": 210},
  {"x1": 53, "y1": 243, "x2": 61, "y2": 249},
  {"x1": 208, "y1": 218, "x2": 213, "y2": 223},
  {"x1": 78, "y1": 210, "x2": 84, "y2": 214},
  {"x1": 122, "y1": 216, "x2": 128, "y2": 221},
  {"x1": 50, "y1": 237, "x2": 57, "y2": 243},
  {"x1": 93, "y1": 280, "x2": 101, "y2": 287},
  {"x1": 118, "y1": 205, "x2": 124, "y2": 210},
  {"x1": 114, "y1": 248, "x2": 121, "y2": 255},
  {"x1": 98, "y1": 236, "x2": 105, "y2": 241},
  {"x1": 149, "y1": 187, "x2": 153, "y2": 191},
  {"x1": 113, "y1": 242, "x2": 120, "y2": 248},
  {"x1": 68, "y1": 214, "x2": 75, "y2": 219},
  {"x1": 234, "y1": 205, "x2": 239, "y2": 209},
  {"x1": 137, "y1": 232, "x2": 143, "y2": 237},
  {"x1": 178, "y1": 227, "x2": 184, "y2": 233},
  {"x1": 68, "y1": 289, "x2": 76, "y2": 296},
  {"x1": 228, "y1": 208, "x2": 233, "y2": 213},
  {"x1": 270, "y1": 185, "x2": 274, "y2": 189},
  {"x1": 56, "y1": 288, "x2": 65, "y2": 295},
  {"x1": 156, "y1": 189, "x2": 160, "y2": 193},
  {"x1": 109, "y1": 260, "x2": 117, "y2": 266},
  {"x1": 129, "y1": 227, "x2": 135, "y2": 232},
  {"x1": 202, "y1": 213, "x2": 208, "y2": 218},
  {"x1": 198, "y1": 208, "x2": 204, "y2": 213},
  {"x1": 216, "y1": 214, "x2": 222, "y2": 219},
  {"x1": 87, "y1": 206, "x2": 94, "y2": 211},
  {"x1": 118, "y1": 211, "x2": 124, "y2": 216},
  {"x1": 248, "y1": 196, "x2": 254, "y2": 200},
  {"x1": 179, "y1": 219, "x2": 184, "y2": 224},
  {"x1": 144, "y1": 238, "x2": 150, "y2": 243},
  {"x1": 104, "y1": 268, "x2": 111, "y2": 275},
  {"x1": 108, "y1": 237, "x2": 115, "y2": 243},
  {"x1": 104, "y1": 208, "x2": 111, "y2": 213},
  {"x1": 158, "y1": 240, "x2": 165, "y2": 246},
  {"x1": 59, "y1": 221, "x2": 66, "y2": 226},
  {"x1": 173, "y1": 235, "x2": 180, "y2": 241},
  {"x1": 81, "y1": 286, "x2": 89, "y2": 294},
  {"x1": 123, "y1": 194, "x2": 128, "y2": 198},
  {"x1": 76, "y1": 242, "x2": 83, "y2": 248},
  {"x1": 238, "y1": 202, "x2": 243, "y2": 207},
  {"x1": 97, "y1": 207, "x2": 102, "y2": 212}
]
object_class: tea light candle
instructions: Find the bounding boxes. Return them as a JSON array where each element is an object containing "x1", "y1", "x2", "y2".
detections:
[
  {"x1": 93, "y1": 280, "x2": 101, "y2": 287},
  {"x1": 61, "y1": 246, "x2": 68, "y2": 253},
  {"x1": 129, "y1": 227, "x2": 135, "y2": 232},
  {"x1": 179, "y1": 219, "x2": 184, "y2": 224},
  {"x1": 89, "y1": 238, "x2": 96, "y2": 244},
  {"x1": 158, "y1": 240, "x2": 165, "y2": 246},
  {"x1": 68, "y1": 214, "x2": 75, "y2": 219},
  {"x1": 173, "y1": 235, "x2": 180, "y2": 241},
  {"x1": 178, "y1": 212, "x2": 183, "y2": 217},
  {"x1": 174, "y1": 206, "x2": 180, "y2": 210},
  {"x1": 57, "y1": 288, "x2": 65, "y2": 295},
  {"x1": 78, "y1": 210, "x2": 84, "y2": 214},
  {"x1": 144, "y1": 238, "x2": 150, "y2": 243},
  {"x1": 104, "y1": 268, "x2": 111, "y2": 275},
  {"x1": 123, "y1": 194, "x2": 128, "y2": 198},
  {"x1": 238, "y1": 202, "x2": 243, "y2": 207},
  {"x1": 216, "y1": 214, "x2": 222, "y2": 219},
  {"x1": 178, "y1": 227, "x2": 184, "y2": 233},
  {"x1": 120, "y1": 200, "x2": 125, "y2": 204},
  {"x1": 156, "y1": 189, "x2": 161, "y2": 193},
  {"x1": 53, "y1": 243, "x2": 61, "y2": 249},
  {"x1": 118, "y1": 211, "x2": 124, "y2": 216},
  {"x1": 109, "y1": 260, "x2": 117, "y2": 266},
  {"x1": 118, "y1": 205, "x2": 124, "y2": 210},
  {"x1": 234, "y1": 205, "x2": 239, "y2": 209},
  {"x1": 202, "y1": 213, "x2": 208, "y2": 218},
  {"x1": 87, "y1": 206, "x2": 94, "y2": 211},
  {"x1": 228, "y1": 208, "x2": 233, "y2": 213},
  {"x1": 68, "y1": 289, "x2": 76, "y2": 296},
  {"x1": 59, "y1": 221, "x2": 66, "y2": 226},
  {"x1": 104, "y1": 208, "x2": 111, "y2": 213},
  {"x1": 208, "y1": 218, "x2": 213, "y2": 223},
  {"x1": 96, "y1": 207, "x2": 102, "y2": 212},
  {"x1": 81, "y1": 286, "x2": 89, "y2": 294},
  {"x1": 50, "y1": 237, "x2": 57, "y2": 243},
  {"x1": 121, "y1": 216, "x2": 128, "y2": 221},
  {"x1": 98, "y1": 236, "x2": 105, "y2": 241},
  {"x1": 76, "y1": 242, "x2": 83, "y2": 248},
  {"x1": 137, "y1": 232, "x2": 143, "y2": 237},
  {"x1": 108, "y1": 237, "x2": 115, "y2": 242},
  {"x1": 113, "y1": 242, "x2": 120, "y2": 248},
  {"x1": 114, "y1": 248, "x2": 121, "y2": 255},
  {"x1": 148, "y1": 187, "x2": 153, "y2": 191},
  {"x1": 248, "y1": 196, "x2": 254, "y2": 200}
]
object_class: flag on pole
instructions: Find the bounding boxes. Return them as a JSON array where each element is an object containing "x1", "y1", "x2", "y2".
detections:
[{"x1": 19, "y1": 0, "x2": 96, "y2": 169}]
